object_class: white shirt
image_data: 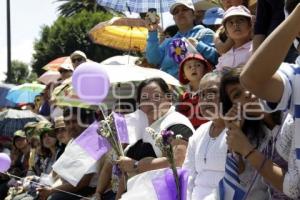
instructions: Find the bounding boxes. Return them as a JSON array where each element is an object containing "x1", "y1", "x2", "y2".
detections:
[
  {"x1": 183, "y1": 121, "x2": 227, "y2": 200},
  {"x1": 216, "y1": 41, "x2": 252, "y2": 71}
]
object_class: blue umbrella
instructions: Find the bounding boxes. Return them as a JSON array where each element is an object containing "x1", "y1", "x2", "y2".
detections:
[
  {"x1": 0, "y1": 109, "x2": 46, "y2": 137},
  {"x1": 0, "y1": 83, "x2": 16, "y2": 108},
  {"x1": 6, "y1": 83, "x2": 45, "y2": 104}
]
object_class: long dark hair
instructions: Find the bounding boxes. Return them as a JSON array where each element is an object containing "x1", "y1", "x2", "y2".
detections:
[
  {"x1": 136, "y1": 78, "x2": 172, "y2": 104},
  {"x1": 219, "y1": 67, "x2": 265, "y2": 147}
]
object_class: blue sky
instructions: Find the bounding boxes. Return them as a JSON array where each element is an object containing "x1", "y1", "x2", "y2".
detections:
[{"x1": 0, "y1": 0, "x2": 60, "y2": 81}]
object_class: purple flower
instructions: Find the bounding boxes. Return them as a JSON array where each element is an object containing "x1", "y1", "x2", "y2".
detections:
[
  {"x1": 161, "y1": 129, "x2": 174, "y2": 145},
  {"x1": 112, "y1": 164, "x2": 122, "y2": 177},
  {"x1": 169, "y1": 39, "x2": 187, "y2": 63}
]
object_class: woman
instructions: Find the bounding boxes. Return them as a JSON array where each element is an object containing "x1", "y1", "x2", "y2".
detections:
[
  {"x1": 146, "y1": 1, "x2": 218, "y2": 78},
  {"x1": 220, "y1": 67, "x2": 290, "y2": 199},
  {"x1": 116, "y1": 78, "x2": 195, "y2": 199},
  {"x1": 183, "y1": 71, "x2": 227, "y2": 200}
]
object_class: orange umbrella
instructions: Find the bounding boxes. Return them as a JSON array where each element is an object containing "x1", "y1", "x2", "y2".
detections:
[
  {"x1": 89, "y1": 17, "x2": 148, "y2": 52},
  {"x1": 42, "y1": 56, "x2": 74, "y2": 71}
]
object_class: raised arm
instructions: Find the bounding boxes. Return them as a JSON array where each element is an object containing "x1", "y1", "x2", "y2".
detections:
[{"x1": 240, "y1": 4, "x2": 300, "y2": 102}]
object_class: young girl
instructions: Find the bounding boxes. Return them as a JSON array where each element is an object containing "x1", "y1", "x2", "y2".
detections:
[
  {"x1": 177, "y1": 53, "x2": 212, "y2": 129},
  {"x1": 215, "y1": 5, "x2": 253, "y2": 71}
]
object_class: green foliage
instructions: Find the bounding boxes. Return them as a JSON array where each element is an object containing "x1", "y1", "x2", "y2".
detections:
[
  {"x1": 32, "y1": 10, "x2": 123, "y2": 76},
  {"x1": 6, "y1": 60, "x2": 29, "y2": 84},
  {"x1": 56, "y1": 0, "x2": 107, "y2": 17}
]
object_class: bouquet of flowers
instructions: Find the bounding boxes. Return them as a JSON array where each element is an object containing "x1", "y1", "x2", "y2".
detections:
[
  {"x1": 146, "y1": 127, "x2": 183, "y2": 200},
  {"x1": 97, "y1": 112, "x2": 127, "y2": 157}
]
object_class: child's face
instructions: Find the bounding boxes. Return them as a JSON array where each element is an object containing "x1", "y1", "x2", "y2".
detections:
[
  {"x1": 183, "y1": 59, "x2": 206, "y2": 83},
  {"x1": 225, "y1": 16, "x2": 251, "y2": 41}
]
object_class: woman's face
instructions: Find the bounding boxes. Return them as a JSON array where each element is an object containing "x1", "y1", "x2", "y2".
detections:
[
  {"x1": 225, "y1": 16, "x2": 251, "y2": 41},
  {"x1": 42, "y1": 133, "x2": 57, "y2": 149},
  {"x1": 183, "y1": 60, "x2": 206, "y2": 83},
  {"x1": 221, "y1": 0, "x2": 244, "y2": 10},
  {"x1": 14, "y1": 137, "x2": 28, "y2": 149},
  {"x1": 139, "y1": 82, "x2": 171, "y2": 121},
  {"x1": 199, "y1": 79, "x2": 220, "y2": 120},
  {"x1": 225, "y1": 83, "x2": 263, "y2": 117},
  {"x1": 173, "y1": 5, "x2": 195, "y2": 28}
]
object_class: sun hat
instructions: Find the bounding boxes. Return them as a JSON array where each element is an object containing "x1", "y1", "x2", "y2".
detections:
[
  {"x1": 179, "y1": 53, "x2": 213, "y2": 84},
  {"x1": 170, "y1": 0, "x2": 195, "y2": 14},
  {"x1": 222, "y1": 5, "x2": 252, "y2": 24},
  {"x1": 202, "y1": 7, "x2": 225, "y2": 25}
]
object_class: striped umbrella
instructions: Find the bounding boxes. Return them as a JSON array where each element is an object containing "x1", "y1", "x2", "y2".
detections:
[
  {"x1": 0, "y1": 109, "x2": 46, "y2": 137},
  {"x1": 96, "y1": 0, "x2": 220, "y2": 13},
  {"x1": 6, "y1": 83, "x2": 46, "y2": 104}
]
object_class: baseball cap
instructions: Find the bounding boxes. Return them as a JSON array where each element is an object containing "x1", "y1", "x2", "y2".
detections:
[
  {"x1": 179, "y1": 53, "x2": 213, "y2": 84},
  {"x1": 34, "y1": 121, "x2": 53, "y2": 135},
  {"x1": 202, "y1": 7, "x2": 225, "y2": 25},
  {"x1": 54, "y1": 116, "x2": 66, "y2": 129},
  {"x1": 170, "y1": 0, "x2": 195, "y2": 15},
  {"x1": 222, "y1": 5, "x2": 252, "y2": 24},
  {"x1": 14, "y1": 130, "x2": 26, "y2": 138}
]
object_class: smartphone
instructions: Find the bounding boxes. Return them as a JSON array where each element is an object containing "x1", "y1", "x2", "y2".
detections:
[{"x1": 147, "y1": 8, "x2": 158, "y2": 24}]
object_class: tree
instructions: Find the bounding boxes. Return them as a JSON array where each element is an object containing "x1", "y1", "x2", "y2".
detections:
[
  {"x1": 32, "y1": 10, "x2": 123, "y2": 76},
  {"x1": 56, "y1": 0, "x2": 107, "y2": 17},
  {"x1": 6, "y1": 60, "x2": 29, "y2": 84}
]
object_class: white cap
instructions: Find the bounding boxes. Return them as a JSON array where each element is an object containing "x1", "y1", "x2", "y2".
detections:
[
  {"x1": 70, "y1": 50, "x2": 87, "y2": 60},
  {"x1": 222, "y1": 5, "x2": 252, "y2": 24},
  {"x1": 170, "y1": 0, "x2": 195, "y2": 15}
]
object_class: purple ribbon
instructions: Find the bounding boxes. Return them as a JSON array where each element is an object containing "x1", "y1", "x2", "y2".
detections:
[
  {"x1": 74, "y1": 121, "x2": 111, "y2": 160},
  {"x1": 113, "y1": 112, "x2": 129, "y2": 144},
  {"x1": 169, "y1": 39, "x2": 188, "y2": 64},
  {"x1": 152, "y1": 168, "x2": 188, "y2": 200}
]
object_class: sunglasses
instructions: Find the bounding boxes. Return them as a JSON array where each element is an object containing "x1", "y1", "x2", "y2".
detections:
[
  {"x1": 59, "y1": 69, "x2": 69, "y2": 73},
  {"x1": 72, "y1": 57, "x2": 84, "y2": 63}
]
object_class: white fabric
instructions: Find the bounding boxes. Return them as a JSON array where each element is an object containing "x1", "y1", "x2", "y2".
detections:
[
  {"x1": 142, "y1": 106, "x2": 195, "y2": 157},
  {"x1": 52, "y1": 139, "x2": 96, "y2": 186},
  {"x1": 183, "y1": 121, "x2": 227, "y2": 200},
  {"x1": 120, "y1": 168, "x2": 171, "y2": 200},
  {"x1": 124, "y1": 109, "x2": 149, "y2": 145},
  {"x1": 276, "y1": 114, "x2": 300, "y2": 198}
]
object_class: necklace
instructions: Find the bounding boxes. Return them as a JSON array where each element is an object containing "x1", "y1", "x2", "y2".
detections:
[{"x1": 203, "y1": 124, "x2": 216, "y2": 164}]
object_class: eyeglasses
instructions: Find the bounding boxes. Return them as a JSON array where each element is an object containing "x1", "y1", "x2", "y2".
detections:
[{"x1": 72, "y1": 57, "x2": 84, "y2": 63}]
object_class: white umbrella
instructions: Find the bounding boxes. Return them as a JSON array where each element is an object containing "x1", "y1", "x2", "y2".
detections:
[{"x1": 38, "y1": 70, "x2": 61, "y2": 85}]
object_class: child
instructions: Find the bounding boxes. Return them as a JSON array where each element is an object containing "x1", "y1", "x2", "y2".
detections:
[
  {"x1": 177, "y1": 53, "x2": 212, "y2": 129},
  {"x1": 215, "y1": 5, "x2": 253, "y2": 71}
]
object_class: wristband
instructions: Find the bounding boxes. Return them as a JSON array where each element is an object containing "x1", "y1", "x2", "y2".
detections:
[{"x1": 244, "y1": 147, "x2": 256, "y2": 159}]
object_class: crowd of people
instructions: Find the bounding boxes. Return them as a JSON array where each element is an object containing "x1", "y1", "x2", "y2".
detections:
[{"x1": 1, "y1": 0, "x2": 300, "y2": 200}]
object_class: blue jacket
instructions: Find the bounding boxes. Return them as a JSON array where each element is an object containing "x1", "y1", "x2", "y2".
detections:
[{"x1": 146, "y1": 25, "x2": 218, "y2": 78}]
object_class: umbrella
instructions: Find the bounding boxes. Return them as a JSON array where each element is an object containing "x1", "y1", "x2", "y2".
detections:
[
  {"x1": 42, "y1": 56, "x2": 73, "y2": 71},
  {"x1": 6, "y1": 83, "x2": 46, "y2": 104},
  {"x1": 97, "y1": 0, "x2": 220, "y2": 13},
  {"x1": 0, "y1": 83, "x2": 16, "y2": 108},
  {"x1": 0, "y1": 109, "x2": 47, "y2": 137},
  {"x1": 38, "y1": 70, "x2": 61, "y2": 85},
  {"x1": 89, "y1": 17, "x2": 148, "y2": 52},
  {"x1": 51, "y1": 56, "x2": 182, "y2": 109}
]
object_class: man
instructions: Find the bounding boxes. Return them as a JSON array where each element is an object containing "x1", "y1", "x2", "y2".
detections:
[
  {"x1": 70, "y1": 50, "x2": 87, "y2": 69},
  {"x1": 37, "y1": 107, "x2": 97, "y2": 200}
]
